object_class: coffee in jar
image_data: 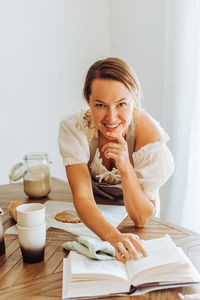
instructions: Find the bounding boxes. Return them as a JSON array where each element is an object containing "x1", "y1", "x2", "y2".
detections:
[
  {"x1": 9, "y1": 152, "x2": 51, "y2": 198},
  {"x1": 24, "y1": 165, "x2": 50, "y2": 198},
  {"x1": 23, "y1": 153, "x2": 51, "y2": 198}
]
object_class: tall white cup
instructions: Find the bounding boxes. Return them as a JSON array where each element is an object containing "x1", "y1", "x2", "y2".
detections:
[
  {"x1": 17, "y1": 222, "x2": 46, "y2": 263},
  {"x1": 16, "y1": 203, "x2": 45, "y2": 227}
]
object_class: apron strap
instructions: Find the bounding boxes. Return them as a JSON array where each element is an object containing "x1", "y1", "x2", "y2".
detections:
[
  {"x1": 88, "y1": 135, "x2": 98, "y2": 168},
  {"x1": 126, "y1": 118, "x2": 136, "y2": 166}
]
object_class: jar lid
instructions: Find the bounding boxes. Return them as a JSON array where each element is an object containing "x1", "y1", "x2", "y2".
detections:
[
  {"x1": 24, "y1": 152, "x2": 49, "y2": 161},
  {"x1": 9, "y1": 162, "x2": 27, "y2": 182}
]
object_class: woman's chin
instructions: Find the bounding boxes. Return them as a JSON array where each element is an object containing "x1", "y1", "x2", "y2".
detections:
[{"x1": 100, "y1": 129, "x2": 125, "y2": 139}]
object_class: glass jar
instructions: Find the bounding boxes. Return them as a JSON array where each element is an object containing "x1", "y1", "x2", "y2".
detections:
[{"x1": 9, "y1": 152, "x2": 51, "y2": 198}]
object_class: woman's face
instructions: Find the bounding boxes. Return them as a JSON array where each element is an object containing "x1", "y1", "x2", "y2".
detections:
[{"x1": 89, "y1": 78, "x2": 134, "y2": 139}]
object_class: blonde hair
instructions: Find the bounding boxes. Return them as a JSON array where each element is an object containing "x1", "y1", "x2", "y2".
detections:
[{"x1": 83, "y1": 57, "x2": 142, "y2": 106}]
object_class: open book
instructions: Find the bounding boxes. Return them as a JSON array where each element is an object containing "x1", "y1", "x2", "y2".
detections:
[{"x1": 62, "y1": 235, "x2": 200, "y2": 299}]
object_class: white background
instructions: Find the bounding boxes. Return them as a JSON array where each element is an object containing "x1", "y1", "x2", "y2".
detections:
[
  {"x1": 0, "y1": 0, "x2": 166, "y2": 182},
  {"x1": 0, "y1": 0, "x2": 194, "y2": 227}
]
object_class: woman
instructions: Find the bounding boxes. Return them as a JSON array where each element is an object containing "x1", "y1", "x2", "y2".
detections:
[{"x1": 58, "y1": 57, "x2": 174, "y2": 262}]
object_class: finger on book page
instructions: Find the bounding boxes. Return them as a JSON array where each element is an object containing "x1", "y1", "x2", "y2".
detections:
[
  {"x1": 115, "y1": 247, "x2": 127, "y2": 263},
  {"x1": 121, "y1": 239, "x2": 140, "y2": 260},
  {"x1": 116, "y1": 242, "x2": 132, "y2": 261},
  {"x1": 128, "y1": 235, "x2": 148, "y2": 257}
]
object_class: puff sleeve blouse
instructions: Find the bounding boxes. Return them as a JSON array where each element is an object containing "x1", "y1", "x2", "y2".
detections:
[{"x1": 58, "y1": 109, "x2": 174, "y2": 216}]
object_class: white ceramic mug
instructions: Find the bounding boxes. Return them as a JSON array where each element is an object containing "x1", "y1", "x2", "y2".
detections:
[
  {"x1": 16, "y1": 203, "x2": 45, "y2": 227},
  {"x1": 17, "y1": 222, "x2": 46, "y2": 263}
]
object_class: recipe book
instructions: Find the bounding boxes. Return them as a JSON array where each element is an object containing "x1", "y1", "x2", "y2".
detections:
[{"x1": 62, "y1": 235, "x2": 200, "y2": 299}]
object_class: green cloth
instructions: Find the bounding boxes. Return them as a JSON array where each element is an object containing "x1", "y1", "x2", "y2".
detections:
[{"x1": 63, "y1": 235, "x2": 115, "y2": 260}]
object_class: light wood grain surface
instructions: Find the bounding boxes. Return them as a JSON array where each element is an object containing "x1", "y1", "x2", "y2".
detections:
[{"x1": 0, "y1": 177, "x2": 200, "y2": 300}]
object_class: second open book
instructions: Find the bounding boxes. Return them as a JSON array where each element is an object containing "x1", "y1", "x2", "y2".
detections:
[{"x1": 62, "y1": 235, "x2": 200, "y2": 299}]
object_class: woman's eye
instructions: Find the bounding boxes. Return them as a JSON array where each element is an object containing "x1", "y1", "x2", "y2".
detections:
[
  {"x1": 96, "y1": 103, "x2": 105, "y2": 107},
  {"x1": 118, "y1": 102, "x2": 127, "y2": 107}
]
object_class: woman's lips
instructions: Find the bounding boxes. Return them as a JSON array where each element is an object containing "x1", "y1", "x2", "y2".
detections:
[
  {"x1": 102, "y1": 122, "x2": 123, "y2": 132},
  {"x1": 104, "y1": 123, "x2": 119, "y2": 128}
]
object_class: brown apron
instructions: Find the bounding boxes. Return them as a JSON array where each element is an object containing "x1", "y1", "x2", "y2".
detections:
[{"x1": 88, "y1": 119, "x2": 136, "y2": 204}]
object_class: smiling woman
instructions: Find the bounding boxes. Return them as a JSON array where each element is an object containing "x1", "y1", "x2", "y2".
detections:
[
  {"x1": 89, "y1": 79, "x2": 134, "y2": 139},
  {"x1": 58, "y1": 57, "x2": 174, "y2": 263}
]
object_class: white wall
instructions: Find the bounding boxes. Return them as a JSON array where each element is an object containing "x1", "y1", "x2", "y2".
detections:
[
  {"x1": 0, "y1": 0, "x2": 172, "y2": 222},
  {"x1": 161, "y1": 0, "x2": 200, "y2": 225},
  {"x1": 0, "y1": 0, "x2": 110, "y2": 184},
  {"x1": 109, "y1": 0, "x2": 166, "y2": 121}
]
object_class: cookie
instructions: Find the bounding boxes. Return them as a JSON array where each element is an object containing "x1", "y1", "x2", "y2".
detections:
[
  {"x1": 8, "y1": 201, "x2": 23, "y2": 222},
  {"x1": 55, "y1": 210, "x2": 81, "y2": 223}
]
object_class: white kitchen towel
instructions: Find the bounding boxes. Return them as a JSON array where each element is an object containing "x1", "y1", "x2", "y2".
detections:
[{"x1": 63, "y1": 235, "x2": 115, "y2": 260}]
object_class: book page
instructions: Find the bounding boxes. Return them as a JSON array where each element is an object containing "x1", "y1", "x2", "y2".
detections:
[
  {"x1": 125, "y1": 235, "x2": 183, "y2": 285},
  {"x1": 62, "y1": 256, "x2": 70, "y2": 299},
  {"x1": 69, "y1": 251, "x2": 129, "y2": 282},
  {"x1": 63, "y1": 252, "x2": 131, "y2": 298},
  {"x1": 130, "y1": 282, "x2": 196, "y2": 296}
]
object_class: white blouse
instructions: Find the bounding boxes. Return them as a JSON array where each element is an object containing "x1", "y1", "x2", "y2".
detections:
[{"x1": 58, "y1": 109, "x2": 174, "y2": 216}]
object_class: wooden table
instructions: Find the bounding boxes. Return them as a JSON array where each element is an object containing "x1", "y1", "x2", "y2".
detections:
[{"x1": 0, "y1": 177, "x2": 200, "y2": 300}]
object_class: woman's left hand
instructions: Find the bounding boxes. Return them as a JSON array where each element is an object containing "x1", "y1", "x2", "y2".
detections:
[{"x1": 102, "y1": 132, "x2": 130, "y2": 172}]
